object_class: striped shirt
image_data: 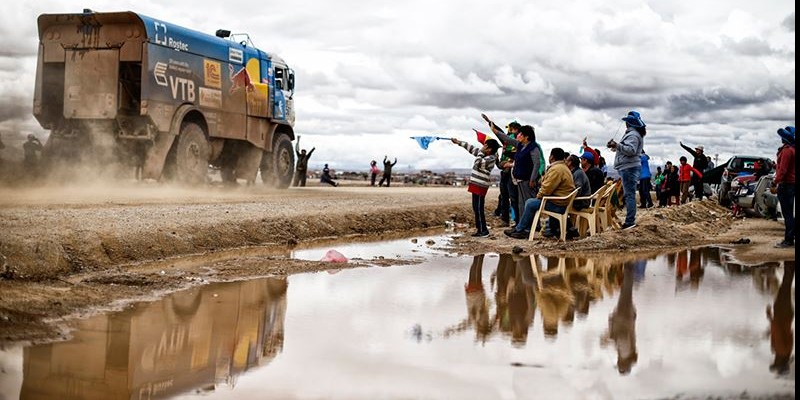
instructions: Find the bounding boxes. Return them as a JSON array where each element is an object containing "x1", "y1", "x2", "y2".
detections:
[{"x1": 457, "y1": 141, "x2": 497, "y2": 188}]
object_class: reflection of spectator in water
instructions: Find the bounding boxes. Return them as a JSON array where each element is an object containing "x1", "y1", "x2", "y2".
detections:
[
  {"x1": 493, "y1": 254, "x2": 515, "y2": 334},
  {"x1": 536, "y1": 257, "x2": 572, "y2": 339},
  {"x1": 688, "y1": 248, "x2": 704, "y2": 290},
  {"x1": 506, "y1": 255, "x2": 536, "y2": 346},
  {"x1": 752, "y1": 265, "x2": 780, "y2": 296},
  {"x1": 767, "y1": 261, "x2": 794, "y2": 375},
  {"x1": 465, "y1": 255, "x2": 491, "y2": 343},
  {"x1": 602, "y1": 261, "x2": 638, "y2": 375}
]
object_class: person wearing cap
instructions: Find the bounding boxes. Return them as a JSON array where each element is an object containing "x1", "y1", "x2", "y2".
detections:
[
  {"x1": 490, "y1": 124, "x2": 546, "y2": 221},
  {"x1": 679, "y1": 141, "x2": 709, "y2": 201},
  {"x1": 607, "y1": 111, "x2": 646, "y2": 230},
  {"x1": 580, "y1": 151, "x2": 604, "y2": 194},
  {"x1": 771, "y1": 126, "x2": 795, "y2": 248},
  {"x1": 451, "y1": 136, "x2": 501, "y2": 238},
  {"x1": 638, "y1": 150, "x2": 653, "y2": 208}
]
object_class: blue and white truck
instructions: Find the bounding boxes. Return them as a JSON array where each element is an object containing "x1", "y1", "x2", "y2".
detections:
[{"x1": 34, "y1": 9, "x2": 296, "y2": 186}]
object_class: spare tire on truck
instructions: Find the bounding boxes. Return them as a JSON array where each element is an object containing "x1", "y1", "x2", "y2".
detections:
[{"x1": 260, "y1": 133, "x2": 294, "y2": 189}]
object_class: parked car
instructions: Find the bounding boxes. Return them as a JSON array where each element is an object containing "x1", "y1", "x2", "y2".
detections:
[{"x1": 704, "y1": 155, "x2": 774, "y2": 207}]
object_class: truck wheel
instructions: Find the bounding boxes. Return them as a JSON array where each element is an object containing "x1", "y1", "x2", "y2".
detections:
[
  {"x1": 270, "y1": 133, "x2": 294, "y2": 189},
  {"x1": 175, "y1": 122, "x2": 210, "y2": 185}
]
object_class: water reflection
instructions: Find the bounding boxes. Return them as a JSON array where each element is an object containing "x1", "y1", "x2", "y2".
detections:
[
  {"x1": 5, "y1": 244, "x2": 794, "y2": 399},
  {"x1": 19, "y1": 278, "x2": 287, "y2": 399},
  {"x1": 768, "y1": 261, "x2": 794, "y2": 375}
]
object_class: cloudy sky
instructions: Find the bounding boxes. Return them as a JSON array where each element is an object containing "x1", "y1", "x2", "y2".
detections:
[{"x1": 0, "y1": 1, "x2": 794, "y2": 171}]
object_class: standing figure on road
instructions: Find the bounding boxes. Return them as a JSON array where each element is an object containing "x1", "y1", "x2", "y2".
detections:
[
  {"x1": 679, "y1": 141, "x2": 709, "y2": 200},
  {"x1": 378, "y1": 156, "x2": 397, "y2": 187},
  {"x1": 772, "y1": 126, "x2": 795, "y2": 248},
  {"x1": 678, "y1": 156, "x2": 703, "y2": 204},
  {"x1": 292, "y1": 136, "x2": 315, "y2": 187},
  {"x1": 607, "y1": 111, "x2": 646, "y2": 230},
  {"x1": 369, "y1": 160, "x2": 380, "y2": 186},
  {"x1": 451, "y1": 137, "x2": 500, "y2": 237},
  {"x1": 23, "y1": 134, "x2": 43, "y2": 177},
  {"x1": 320, "y1": 163, "x2": 339, "y2": 187}
]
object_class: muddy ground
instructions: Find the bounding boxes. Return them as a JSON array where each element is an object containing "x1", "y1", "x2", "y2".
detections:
[{"x1": 0, "y1": 182, "x2": 794, "y2": 344}]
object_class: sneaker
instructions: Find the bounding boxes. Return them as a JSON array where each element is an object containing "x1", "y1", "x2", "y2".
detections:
[
  {"x1": 621, "y1": 223, "x2": 637, "y2": 230},
  {"x1": 503, "y1": 228, "x2": 517, "y2": 235},
  {"x1": 506, "y1": 230, "x2": 528, "y2": 239},
  {"x1": 775, "y1": 240, "x2": 795, "y2": 248},
  {"x1": 471, "y1": 231, "x2": 490, "y2": 238},
  {"x1": 542, "y1": 229, "x2": 560, "y2": 238}
]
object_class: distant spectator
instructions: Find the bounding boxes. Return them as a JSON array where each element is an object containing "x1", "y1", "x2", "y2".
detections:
[
  {"x1": 772, "y1": 126, "x2": 795, "y2": 248},
  {"x1": 639, "y1": 151, "x2": 653, "y2": 208},
  {"x1": 320, "y1": 163, "x2": 339, "y2": 187},
  {"x1": 378, "y1": 156, "x2": 397, "y2": 187},
  {"x1": 680, "y1": 142, "x2": 709, "y2": 200},
  {"x1": 369, "y1": 160, "x2": 379, "y2": 186},
  {"x1": 292, "y1": 135, "x2": 315, "y2": 187},
  {"x1": 678, "y1": 156, "x2": 703, "y2": 204}
]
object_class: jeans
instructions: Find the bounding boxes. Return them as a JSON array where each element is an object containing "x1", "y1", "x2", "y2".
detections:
[
  {"x1": 619, "y1": 167, "x2": 641, "y2": 226},
  {"x1": 498, "y1": 171, "x2": 511, "y2": 221},
  {"x1": 506, "y1": 175, "x2": 519, "y2": 223},
  {"x1": 515, "y1": 197, "x2": 567, "y2": 233},
  {"x1": 472, "y1": 194, "x2": 488, "y2": 234},
  {"x1": 777, "y1": 183, "x2": 795, "y2": 243}
]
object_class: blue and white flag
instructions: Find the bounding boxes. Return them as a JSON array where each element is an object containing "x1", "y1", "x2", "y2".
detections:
[{"x1": 410, "y1": 136, "x2": 450, "y2": 150}]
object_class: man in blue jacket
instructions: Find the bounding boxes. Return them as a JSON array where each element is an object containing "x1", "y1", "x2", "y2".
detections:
[{"x1": 639, "y1": 150, "x2": 653, "y2": 208}]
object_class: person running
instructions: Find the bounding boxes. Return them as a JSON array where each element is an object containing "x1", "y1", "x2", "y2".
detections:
[
  {"x1": 607, "y1": 111, "x2": 646, "y2": 229},
  {"x1": 772, "y1": 126, "x2": 795, "y2": 248},
  {"x1": 450, "y1": 137, "x2": 501, "y2": 237},
  {"x1": 320, "y1": 163, "x2": 339, "y2": 187},
  {"x1": 378, "y1": 156, "x2": 397, "y2": 187},
  {"x1": 679, "y1": 141, "x2": 709, "y2": 200}
]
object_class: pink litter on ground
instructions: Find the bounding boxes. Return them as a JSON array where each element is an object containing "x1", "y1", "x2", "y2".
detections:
[{"x1": 320, "y1": 249, "x2": 348, "y2": 263}]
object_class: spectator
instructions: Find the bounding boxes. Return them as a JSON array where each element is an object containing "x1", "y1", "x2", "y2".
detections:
[
  {"x1": 772, "y1": 126, "x2": 795, "y2": 248},
  {"x1": 482, "y1": 114, "x2": 520, "y2": 226},
  {"x1": 292, "y1": 135, "x2": 315, "y2": 187},
  {"x1": 653, "y1": 166, "x2": 664, "y2": 206},
  {"x1": 369, "y1": 160, "x2": 379, "y2": 186},
  {"x1": 493, "y1": 125, "x2": 545, "y2": 220},
  {"x1": 607, "y1": 111, "x2": 646, "y2": 229},
  {"x1": 451, "y1": 137, "x2": 501, "y2": 237},
  {"x1": 639, "y1": 150, "x2": 653, "y2": 208},
  {"x1": 378, "y1": 156, "x2": 398, "y2": 187},
  {"x1": 320, "y1": 163, "x2": 339, "y2": 187},
  {"x1": 580, "y1": 151, "x2": 605, "y2": 194},
  {"x1": 504, "y1": 148, "x2": 575, "y2": 239},
  {"x1": 678, "y1": 156, "x2": 703, "y2": 204},
  {"x1": 680, "y1": 142, "x2": 709, "y2": 200}
]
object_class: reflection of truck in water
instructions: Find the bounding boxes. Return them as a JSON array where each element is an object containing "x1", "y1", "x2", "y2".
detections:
[
  {"x1": 34, "y1": 9, "x2": 296, "y2": 186},
  {"x1": 21, "y1": 278, "x2": 288, "y2": 399}
]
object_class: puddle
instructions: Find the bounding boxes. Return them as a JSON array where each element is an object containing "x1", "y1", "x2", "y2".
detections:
[
  {"x1": 0, "y1": 245, "x2": 794, "y2": 400},
  {"x1": 291, "y1": 232, "x2": 450, "y2": 262}
]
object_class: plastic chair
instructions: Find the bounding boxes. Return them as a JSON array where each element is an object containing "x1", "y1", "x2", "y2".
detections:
[
  {"x1": 569, "y1": 182, "x2": 614, "y2": 238},
  {"x1": 598, "y1": 179, "x2": 622, "y2": 230},
  {"x1": 529, "y1": 188, "x2": 580, "y2": 242}
]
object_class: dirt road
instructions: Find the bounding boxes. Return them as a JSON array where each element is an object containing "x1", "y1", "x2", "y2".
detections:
[{"x1": 0, "y1": 183, "x2": 794, "y2": 343}]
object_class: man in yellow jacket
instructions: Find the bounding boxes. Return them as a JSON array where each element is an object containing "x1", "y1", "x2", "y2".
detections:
[{"x1": 504, "y1": 148, "x2": 575, "y2": 239}]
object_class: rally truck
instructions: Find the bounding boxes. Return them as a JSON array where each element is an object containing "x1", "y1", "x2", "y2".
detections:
[{"x1": 34, "y1": 9, "x2": 296, "y2": 186}]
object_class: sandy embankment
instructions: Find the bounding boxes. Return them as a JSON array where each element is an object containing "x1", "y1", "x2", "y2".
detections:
[{"x1": 0, "y1": 183, "x2": 793, "y2": 343}]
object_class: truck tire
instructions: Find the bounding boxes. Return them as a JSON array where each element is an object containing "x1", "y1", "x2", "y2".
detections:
[
  {"x1": 175, "y1": 122, "x2": 210, "y2": 185},
  {"x1": 266, "y1": 133, "x2": 294, "y2": 189}
]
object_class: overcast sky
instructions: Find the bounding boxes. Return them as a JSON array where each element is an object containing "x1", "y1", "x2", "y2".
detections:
[{"x1": 0, "y1": 1, "x2": 794, "y2": 171}]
